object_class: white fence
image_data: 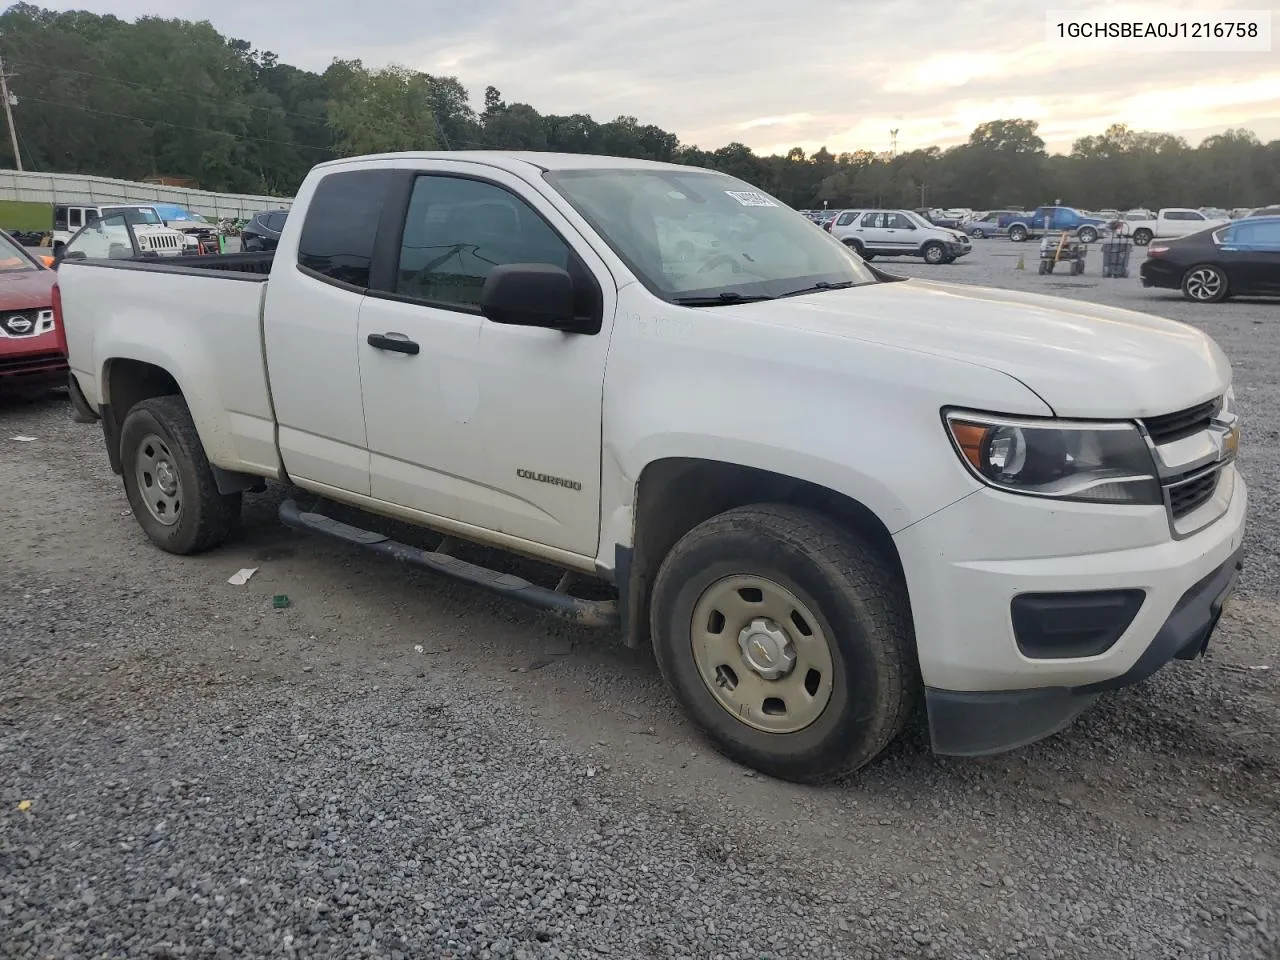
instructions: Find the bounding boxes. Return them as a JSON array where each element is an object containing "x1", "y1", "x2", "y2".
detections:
[{"x1": 0, "y1": 168, "x2": 292, "y2": 219}]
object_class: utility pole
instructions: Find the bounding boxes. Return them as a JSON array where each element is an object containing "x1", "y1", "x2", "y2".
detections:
[{"x1": 0, "y1": 57, "x2": 20, "y2": 171}]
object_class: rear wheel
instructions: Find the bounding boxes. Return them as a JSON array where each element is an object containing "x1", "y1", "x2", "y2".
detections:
[
  {"x1": 120, "y1": 395, "x2": 242, "y2": 554},
  {"x1": 1132, "y1": 229, "x2": 1153, "y2": 246},
  {"x1": 969, "y1": 227, "x2": 987, "y2": 239},
  {"x1": 1078, "y1": 226, "x2": 1099, "y2": 244},
  {"x1": 650, "y1": 504, "x2": 918, "y2": 784},
  {"x1": 1182, "y1": 263, "x2": 1229, "y2": 303},
  {"x1": 1008, "y1": 224, "x2": 1029, "y2": 242}
]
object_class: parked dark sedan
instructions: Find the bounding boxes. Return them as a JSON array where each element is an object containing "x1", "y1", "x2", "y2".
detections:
[
  {"x1": 1139, "y1": 216, "x2": 1280, "y2": 303},
  {"x1": 241, "y1": 209, "x2": 289, "y2": 252}
]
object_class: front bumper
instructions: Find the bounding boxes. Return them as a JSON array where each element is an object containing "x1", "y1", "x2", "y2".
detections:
[
  {"x1": 894, "y1": 468, "x2": 1247, "y2": 755},
  {"x1": 946, "y1": 240, "x2": 971, "y2": 257}
]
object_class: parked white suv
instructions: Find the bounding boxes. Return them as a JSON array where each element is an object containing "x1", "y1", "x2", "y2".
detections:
[{"x1": 828, "y1": 209, "x2": 971, "y2": 264}]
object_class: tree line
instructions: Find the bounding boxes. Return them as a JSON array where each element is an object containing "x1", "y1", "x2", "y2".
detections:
[{"x1": 1, "y1": 3, "x2": 1276, "y2": 210}]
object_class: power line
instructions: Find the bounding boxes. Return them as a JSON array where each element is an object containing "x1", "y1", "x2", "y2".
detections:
[{"x1": 19, "y1": 96, "x2": 337, "y2": 154}]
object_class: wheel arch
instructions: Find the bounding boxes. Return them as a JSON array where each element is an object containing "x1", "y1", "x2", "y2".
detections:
[
  {"x1": 618, "y1": 457, "x2": 906, "y2": 651},
  {"x1": 99, "y1": 357, "x2": 184, "y2": 474}
]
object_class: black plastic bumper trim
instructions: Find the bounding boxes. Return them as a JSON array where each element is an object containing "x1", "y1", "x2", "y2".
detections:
[{"x1": 1011, "y1": 588, "x2": 1145, "y2": 660}]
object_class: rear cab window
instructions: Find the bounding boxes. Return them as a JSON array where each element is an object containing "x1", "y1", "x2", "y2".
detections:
[{"x1": 297, "y1": 169, "x2": 397, "y2": 288}]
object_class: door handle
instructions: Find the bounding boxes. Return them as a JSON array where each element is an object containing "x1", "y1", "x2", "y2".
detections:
[{"x1": 367, "y1": 332, "x2": 419, "y2": 355}]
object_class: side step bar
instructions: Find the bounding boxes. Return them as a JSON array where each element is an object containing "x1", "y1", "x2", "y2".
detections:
[{"x1": 278, "y1": 499, "x2": 619, "y2": 628}]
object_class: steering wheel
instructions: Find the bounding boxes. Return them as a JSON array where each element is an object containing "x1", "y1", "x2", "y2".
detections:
[{"x1": 697, "y1": 254, "x2": 742, "y2": 274}]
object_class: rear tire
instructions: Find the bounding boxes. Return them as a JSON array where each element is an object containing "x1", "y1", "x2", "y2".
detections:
[
  {"x1": 119, "y1": 395, "x2": 242, "y2": 554},
  {"x1": 650, "y1": 504, "x2": 918, "y2": 784},
  {"x1": 1181, "y1": 263, "x2": 1229, "y2": 303},
  {"x1": 1132, "y1": 229, "x2": 1153, "y2": 246},
  {"x1": 1078, "y1": 226, "x2": 1099, "y2": 244},
  {"x1": 1009, "y1": 224, "x2": 1029, "y2": 242}
]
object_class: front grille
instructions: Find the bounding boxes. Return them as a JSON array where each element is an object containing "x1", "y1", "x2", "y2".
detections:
[
  {"x1": 1168, "y1": 467, "x2": 1220, "y2": 518},
  {"x1": 1141, "y1": 399, "x2": 1219, "y2": 445},
  {"x1": 142, "y1": 234, "x2": 181, "y2": 250},
  {"x1": 1, "y1": 309, "x2": 53, "y2": 338}
]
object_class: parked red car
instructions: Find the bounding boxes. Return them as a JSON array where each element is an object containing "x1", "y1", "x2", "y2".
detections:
[{"x1": 0, "y1": 228, "x2": 65, "y2": 390}]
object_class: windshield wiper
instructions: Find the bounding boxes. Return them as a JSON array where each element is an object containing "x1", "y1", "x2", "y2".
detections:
[
  {"x1": 672, "y1": 292, "x2": 775, "y2": 307},
  {"x1": 777, "y1": 280, "x2": 857, "y2": 298}
]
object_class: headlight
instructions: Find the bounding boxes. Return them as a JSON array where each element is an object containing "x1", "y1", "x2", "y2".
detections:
[{"x1": 944, "y1": 411, "x2": 1161, "y2": 505}]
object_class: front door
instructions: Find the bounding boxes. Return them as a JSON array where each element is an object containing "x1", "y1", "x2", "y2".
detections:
[{"x1": 356, "y1": 163, "x2": 614, "y2": 557}]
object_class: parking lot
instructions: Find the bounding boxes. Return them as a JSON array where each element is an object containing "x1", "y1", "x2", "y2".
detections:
[{"x1": 2, "y1": 240, "x2": 1277, "y2": 959}]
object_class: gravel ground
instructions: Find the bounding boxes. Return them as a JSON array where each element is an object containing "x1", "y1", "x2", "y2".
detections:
[{"x1": 2, "y1": 242, "x2": 1278, "y2": 959}]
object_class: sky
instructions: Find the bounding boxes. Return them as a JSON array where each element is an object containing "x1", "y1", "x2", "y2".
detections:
[{"x1": 33, "y1": 0, "x2": 1280, "y2": 156}]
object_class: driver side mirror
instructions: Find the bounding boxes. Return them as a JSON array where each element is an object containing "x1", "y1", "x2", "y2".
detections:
[{"x1": 480, "y1": 263, "x2": 586, "y2": 332}]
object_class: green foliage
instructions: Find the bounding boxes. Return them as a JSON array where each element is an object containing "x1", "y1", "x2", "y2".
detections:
[{"x1": 0, "y1": 3, "x2": 1275, "y2": 208}]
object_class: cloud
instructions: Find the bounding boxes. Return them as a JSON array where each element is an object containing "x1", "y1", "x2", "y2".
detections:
[{"x1": 36, "y1": 0, "x2": 1280, "y2": 154}]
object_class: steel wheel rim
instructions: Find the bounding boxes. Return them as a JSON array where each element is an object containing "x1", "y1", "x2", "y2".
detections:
[
  {"x1": 925, "y1": 245, "x2": 943, "y2": 263},
  {"x1": 690, "y1": 574, "x2": 835, "y2": 734},
  {"x1": 1187, "y1": 268, "x2": 1222, "y2": 301},
  {"x1": 134, "y1": 433, "x2": 182, "y2": 526}
]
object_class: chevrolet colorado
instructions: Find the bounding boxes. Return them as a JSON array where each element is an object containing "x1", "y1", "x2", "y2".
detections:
[{"x1": 54, "y1": 152, "x2": 1247, "y2": 783}]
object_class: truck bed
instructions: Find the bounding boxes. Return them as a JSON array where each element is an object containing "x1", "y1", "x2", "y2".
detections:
[{"x1": 57, "y1": 251, "x2": 283, "y2": 480}]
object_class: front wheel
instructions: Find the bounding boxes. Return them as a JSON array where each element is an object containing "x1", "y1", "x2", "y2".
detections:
[
  {"x1": 120, "y1": 395, "x2": 242, "y2": 554},
  {"x1": 922, "y1": 242, "x2": 946, "y2": 264},
  {"x1": 1182, "y1": 263, "x2": 1229, "y2": 303},
  {"x1": 650, "y1": 504, "x2": 918, "y2": 784}
]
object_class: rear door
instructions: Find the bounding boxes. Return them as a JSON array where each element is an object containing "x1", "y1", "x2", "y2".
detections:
[
  {"x1": 1219, "y1": 220, "x2": 1280, "y2": 294},
  {"x1": 262, "y1": 168, "x2": 397, "y2": 496},
  {"x1": 857, "y1": 211, "x2": 893, "y2": 253}
]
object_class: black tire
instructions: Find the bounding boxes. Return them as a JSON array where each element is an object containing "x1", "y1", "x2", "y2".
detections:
[
  {"x1": 843, "y1": 238, "x2": 867, "y2": 259},
  {"x1": 119, "y1": 395, "x2": 242, "y2": 554},
  {"x1": 650, "y1": 504, "x2": 918, "y2": 784},
  {"x1": 1181, "y1": 263, "x2": 1229, "y2": 303},
  {"x1": 942, "y1": 255, "x2": 957, "y2": 264},
  {"x1": 1132, "y1": 229, "x2": 1152, "y2": 246},
  {"x1": 969, "y1": 228, "x2": 987, "y2": 239},
  {"x1": 1078, "y1": 226, "x2": 1098, "y2": 244},
  {"x1": 922, "y1": 242, "x2": 945, "y2": 265},
  {"x1": 1008, "y1": 224, "x2": 1029, "y2": 242}
]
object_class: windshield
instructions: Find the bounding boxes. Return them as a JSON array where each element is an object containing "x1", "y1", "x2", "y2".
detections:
[
  {"x1": 544, "y1": 168, "x2": 877, "y2": 303},
  {"x1": 0, "y1": 231, "x2": 38, "y2": 272},
  {"x1": 101, "y1": 206, "x2": 163, "y2": 226}
]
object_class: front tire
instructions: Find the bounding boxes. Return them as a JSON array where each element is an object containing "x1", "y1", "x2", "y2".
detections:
[
  {"x1": 1181, "y1": 263, "x2": 1229, "y2": 303},
  {"x1": 650, "y1": 504, "x2": 918, "y2": 784},
  {"x1": 969, "y1": 228, "x2": 987, "y2": 239},
  {"x1": 922, "y1": 242, "x2": 946, "y2": 264},
  {"x1": 120, "y1": 395, "x2": 242, "y2": 554}
]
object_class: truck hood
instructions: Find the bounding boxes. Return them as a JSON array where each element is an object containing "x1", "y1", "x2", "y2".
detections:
[
  {"x1": 719, "y1": 278, "x2": 1229, "y2": 418},
  {"x1": 0, "y1": 268, "x2": 56, "y2": 310}
]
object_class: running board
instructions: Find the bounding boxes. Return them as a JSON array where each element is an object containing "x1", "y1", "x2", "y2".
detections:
[{"x1": 278, "y1": 499, "x2": 618, "y2": 628}]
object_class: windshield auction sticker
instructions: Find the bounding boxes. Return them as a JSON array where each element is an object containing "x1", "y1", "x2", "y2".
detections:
[{"x1": 725, "y1": 191, "x2": 778, "y2": 207}]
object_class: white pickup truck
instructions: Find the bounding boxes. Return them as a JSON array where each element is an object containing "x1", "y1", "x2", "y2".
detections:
[
  {"x1": 1122, "y1": 208, "x2": 1232, "y2": 246},
  {"x1": 54, "y1": 151, "x2": 1247, "y2": 783}
]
